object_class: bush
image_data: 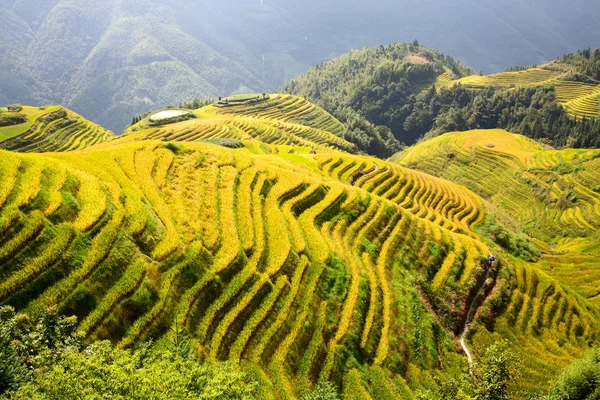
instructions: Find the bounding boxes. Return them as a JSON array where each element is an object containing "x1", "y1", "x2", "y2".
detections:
[
  {"x1": 13, "y1": 342, "x2": 259, "y2": 400},
  {"x1": 546, "y1": 348, "x2": 600, "y2": 400},
  {"x1": 301, "y1": 382, "x2": 340, "y2": 400}
]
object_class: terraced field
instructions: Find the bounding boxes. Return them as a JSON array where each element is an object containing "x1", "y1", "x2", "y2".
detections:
[
  {"x1": 123, "y1": 94, "x2": 355, "y2": 153},
  {"x1": 0, "y1": 106, "x2": 114, "y2": 152},
  {"x1": 3, "y1": 93, "x2": 600, "y2": 396},
  {"x1": 439, "y1": 67, "x2": 600, "y2": 119},
  {"x1": 394, "y1": 129, "x2": 600, "y2": 386},
  {"x1": 0, "y1": 139, "x2": 498, "y2": 397}
]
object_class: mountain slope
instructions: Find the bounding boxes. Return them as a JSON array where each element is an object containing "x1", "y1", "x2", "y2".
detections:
[
  {"x1": 393, "y1": 129, "x2": 600, "y2": 389},
  {"x1": 440, "y1": 65, "x2": 600, "y2": 120},
  {"x1": 3, "y1": 0, "x2": 600, "y2": 134},
  {"x1": 120, "y1": 94, "x2": 356, "y2": 153},
  {"x1": 283, "y1": 42, "x2": 474, "y2": 152}
]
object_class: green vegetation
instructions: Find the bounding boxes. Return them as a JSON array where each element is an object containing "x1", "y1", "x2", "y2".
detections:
[
  {"x1": 543, "y1": 348, "x2": 600, "y2": 400},
  {"x1": 0, "y1": 92, "x2": 599, "y2": 398},
  {"x1": 283, "y1": 42, "x2": 474, "y2": 155},
  {"x1": 285, "y1": 46, "x2": 600, "y2": 152}
]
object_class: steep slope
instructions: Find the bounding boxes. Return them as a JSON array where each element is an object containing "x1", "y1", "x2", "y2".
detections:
[
  {"x1": 0, "y1": 138, "x2": 499, "y2": 397},
  {"x1": 1, "y1": 89, "x2": 599, "y2": 396},
  {"x1": 0, "y1": 105, "x2": 114, "y2": 152},
  {"x1": 393, "y1": 129, "x2": 600, "y2": 390}
]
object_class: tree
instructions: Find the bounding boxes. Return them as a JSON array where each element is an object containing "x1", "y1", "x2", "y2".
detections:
[
  {"x1": 413, "y1": 39, "x2": 420, "y2": 47},
  {"x1": 472, "y1": 340, "x2": 520, "y2": 400},
  {"x1": 545, "y1": 348, "x2": 600, "y2": 400}
]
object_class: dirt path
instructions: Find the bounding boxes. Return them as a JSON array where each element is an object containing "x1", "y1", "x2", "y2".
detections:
[{"x1": 460, "y1": 266, "x2": 492, "y2": 365}]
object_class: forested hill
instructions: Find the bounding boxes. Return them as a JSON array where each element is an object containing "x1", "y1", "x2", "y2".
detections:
[
  {"x1": 283, "y1": 42, "x2": 474, "y2": 156},
  {"x1": 285, "y1": 45, "x2": 600, "y2": 156},
  {"x1": 3, "y1": 0, "x2": 600, "y2": 136}
]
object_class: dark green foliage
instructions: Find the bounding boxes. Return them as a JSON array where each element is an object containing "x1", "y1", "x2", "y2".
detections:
[
  {"x1": 559, "y1": 48, "x2": 600, "y2": 80},
  {"x1": 419, "y1": 340, "x2": 520, "y2": 400},
  {"x1": 317, "y1": 256, "x2": 350, "y2": 303},
  {"x1": 162, "y1": 142, "x2": 188, "y2": 154},
  {"x1": 283, "y1": 42, "x2": 473, "y2": 156},
  {"x1": 0, "y1": 307, "x2": 259, "y2": 399},
  {"x1": 412, "y1": 85, "x2": 600, "y2": 148},
  {"x1": 0, "y1": 113, "x2": 27, "y2": 127},
  {"x1": 0, "y1": 306, "x2": 82, "y2": 396},
  {"x1": 483, "y1": 219, "x2": 540, "y2": 262},
  {"x1": 180, "y1": 97, "x2": 216, "y2": 110},
  {"x1": 473, "y1": 340, "x2": 521, "y2": 400},
  {"x1": 60, "y1": 284, "x2": 96, "y2": 320},
  {"x1": 545, "y1": 348, "x2": 600, "y2": 400},
  {"x1": 286, "y1": 44, "x2": 600, "y2": 150},
  {"x1": 11, "y1": 342, "x2": 259, "y2": 400}
]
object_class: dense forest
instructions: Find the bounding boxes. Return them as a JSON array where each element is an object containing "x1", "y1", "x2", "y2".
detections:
[
  {"x1": 285, "y1": 44, "x2": 600, "y2": 157},
  {"x1": 283, "y1": 42, "x2": 474, "y2": 156}
]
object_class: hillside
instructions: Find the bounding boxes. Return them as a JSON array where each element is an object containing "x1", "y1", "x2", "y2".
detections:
[
  {"x1": 0, "y1": 138, "x2": 493, "y2": 397},
  {"x1": 4, "y1": 0, "x2": 600, "y2": 135},
  {"x1": 121, "y1": 94, "x2": 357, "y2": 153},
  {"x1": 286, "y1": 45, "x2": 600, "y2": 151},
  {"x1": 283, "y1": 42, "x2": 474, "y2": 154},
  {"x1": 1, "y1": 90, "x2": 600, "y2": 397},
  {"x1": 0, "y1": 105, "x2": 114, "y2": 152},
  {"x1": 393, "y1": 129, "x2": 600, "y2": 388},
  {"x1": 440, "y1": 65, "x2": 600, "y2": 120}
]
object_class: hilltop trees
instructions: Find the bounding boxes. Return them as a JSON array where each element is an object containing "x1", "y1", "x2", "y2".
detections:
[
  {"x1": 283, "y1": 42, "x2": 474, "y2": 156},
  {"x1": 561, "y1": 48, "x2": 600, "y2": 80}
]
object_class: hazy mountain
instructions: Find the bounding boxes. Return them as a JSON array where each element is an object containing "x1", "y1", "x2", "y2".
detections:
[{"x1": 1, "y1": 0, "x2": 599, "y2": 132}]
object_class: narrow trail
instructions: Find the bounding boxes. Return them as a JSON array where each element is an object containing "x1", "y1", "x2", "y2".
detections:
[{"x1": 460, "y1": 265, "x2": 492, "y2": 365}]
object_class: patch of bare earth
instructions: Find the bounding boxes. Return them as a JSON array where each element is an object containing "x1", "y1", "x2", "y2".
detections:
[{"x1": 406, "y1": 55, "x2": 429, "y2": 65}]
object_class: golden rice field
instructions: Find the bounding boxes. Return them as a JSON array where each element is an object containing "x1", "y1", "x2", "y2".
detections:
[
  {"x1": 394, "y1": 129, "x2": 600, "y2": 387},
  {"x1": 122, "y1": 94, "x2": 356, "y2": 153},
  {"x1": 0, "y1": 138, "x2": 500, "y2": 397},
  {"x1": 2, "y1": 93, "x2": 600, "y2": 396},
  {"x1": 439, "y1": 67, "x2": 600, "y2": 119},
  {"x1": 0, "y1": 106, "x2": 114, "y2": 152}
]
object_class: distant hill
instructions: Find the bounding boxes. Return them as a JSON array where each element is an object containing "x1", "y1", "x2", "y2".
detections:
[
  {"x1": 286, "y1": 45, "x2": 600, "y2": 150},
  {"x1": 121, "y1": 94, "x2": 357, "y2": 153},
  {"x1": 283, "y1": 42, "x2": 474, "y2": 155},
  {"x1": 3, "y1": 0, "x2": 600, "y2": 134},
  {"x1": 440, "y1": 64, "x2": 600, "y2": 120},
  {"x1": 0, "y1": 104, "x2": 113, "y2": 152}
]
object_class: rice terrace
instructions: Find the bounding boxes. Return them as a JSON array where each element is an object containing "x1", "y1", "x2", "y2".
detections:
[{"x1": 2, "y1": 7, "x2": 600, "y2": 397}]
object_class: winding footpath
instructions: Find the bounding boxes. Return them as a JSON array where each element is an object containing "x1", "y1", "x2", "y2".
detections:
[{"x1": 460, "y1": 266, "x2": 492, "y2": 365}]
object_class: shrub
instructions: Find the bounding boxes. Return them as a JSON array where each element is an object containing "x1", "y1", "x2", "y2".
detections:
[
  {"x1": 301, "y1": 382, "x2": 340, "y2": 400},
  {"x1": 546, "y1": 348, "x2": 600, "y2": 400}
]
